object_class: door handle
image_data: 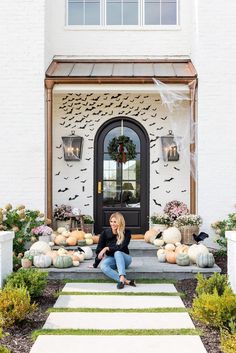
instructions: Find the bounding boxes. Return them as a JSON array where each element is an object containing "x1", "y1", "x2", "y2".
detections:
[{"x1": 98, "y1": 181, "x2": 102, "y2": 194}]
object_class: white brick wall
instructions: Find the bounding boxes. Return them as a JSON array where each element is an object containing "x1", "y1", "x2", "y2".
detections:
[
  {"x1": 0, "y1": 0, "x2": 46, "y2": 210},
  {"x1": 191, "y1": 0, "x2": 236, "y2": 246}
]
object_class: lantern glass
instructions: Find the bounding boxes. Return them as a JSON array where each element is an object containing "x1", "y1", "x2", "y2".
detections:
[
  {"x1": 62, "y1": 134, "x2": 83, "y2": 161},
  {"x1": 161, "y1": 131, "x2": 180, "y2": 162}
]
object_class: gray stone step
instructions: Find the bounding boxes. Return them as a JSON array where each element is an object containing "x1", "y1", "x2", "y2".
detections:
[
  {"x1": 43, "y1": 312, "x2": 195, "y2": 330},
  {"x1": 46, "y1": 256, "x2": 221, "y2": 280},
  {"x1": 30, "y1": 336, "x2": 207, "y2": 353},
  {"x1": 54, "y1": 294, "x2": 185, "y2": 309},
  {"x1": 62, "y1": 282, "x2": 177, "y2": 293}
]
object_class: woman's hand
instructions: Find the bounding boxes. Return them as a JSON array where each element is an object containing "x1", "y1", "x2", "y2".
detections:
[{"x1": 98, "y1": 247, "x2": 109, "y2": 260}]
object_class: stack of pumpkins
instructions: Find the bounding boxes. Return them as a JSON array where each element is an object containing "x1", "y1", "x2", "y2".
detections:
[
  {"x1": 22, "y1": 240, "x2": 94, "y2": 269},
  {"x1": 50, "y1": 227, "x2": 99, "y2": 247},
  {"x1": 145, "y1": 226, "x2": 215, "y2": 268}
]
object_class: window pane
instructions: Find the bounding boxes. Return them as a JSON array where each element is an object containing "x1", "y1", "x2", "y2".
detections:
[
  {"x1": 161, "y1": 0, "x2": 176, "y2": 24},
  {"x1": 107, "y1": 0, "x2": 122, "y2": 25},
  {"x1": 85, "y1": 0, "x2": 100, "y2": 25},
  {"x1": 145, "y1": 0, "x2": 160, "y2": 25},
  {"x1": 123, "y1": 0, "x2": 138, "y2": 25},
  {"x1": 123, "y1": 127, "x2": 140, "y2": 152},
  {"x1": 104, "y1": 127, "x2": 121, "y2": 151},
  {"x1": 68, "y1": 1, "x2": 83, "y2": 25}
]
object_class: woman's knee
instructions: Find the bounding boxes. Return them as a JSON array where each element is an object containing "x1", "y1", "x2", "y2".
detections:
[{"x1": 114, "y1": 251, "x2": 123, "y2": 258}]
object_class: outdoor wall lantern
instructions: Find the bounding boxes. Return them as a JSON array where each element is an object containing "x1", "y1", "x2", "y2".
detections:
[
  {"x1": 161, "y1": 130, "x2": 180, "y2": 162},
  {"x1": 62, "y1": 131, "x2": 83, "y2": 161}
]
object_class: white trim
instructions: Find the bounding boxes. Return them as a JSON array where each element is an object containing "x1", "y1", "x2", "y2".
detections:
[
  {"x1": 64, "y1": 25, "x2": 181, "y2": 31},
  {"x1": 53, "y1": 83, "x2": 190, "y2": 94}
]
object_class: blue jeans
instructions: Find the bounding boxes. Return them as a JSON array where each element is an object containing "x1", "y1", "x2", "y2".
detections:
[{"x1": 100, "y1": 251, "x2": 132, "y2": 283}]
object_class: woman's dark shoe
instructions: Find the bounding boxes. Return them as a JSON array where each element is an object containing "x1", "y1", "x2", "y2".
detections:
[
  {"x1": 128, "y1": 280, "x2": 136, "y2": 287},
  {"x1": 117, "y1": 281, "x2": 125, "y2": 289}
]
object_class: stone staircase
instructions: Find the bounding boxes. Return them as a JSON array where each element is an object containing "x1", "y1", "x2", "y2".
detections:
[{"x1": 48, "y1": 240, "x2": 221, "y2": 280}]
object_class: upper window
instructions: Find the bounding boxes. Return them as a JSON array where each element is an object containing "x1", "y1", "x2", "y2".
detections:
[{"x1": 67, "y1": 0, "x2": 178, "y2": 26}]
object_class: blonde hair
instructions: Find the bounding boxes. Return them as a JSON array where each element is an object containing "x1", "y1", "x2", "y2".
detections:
[{"x1": 109, "y1": 212, "x2": 125, "y2": 245}]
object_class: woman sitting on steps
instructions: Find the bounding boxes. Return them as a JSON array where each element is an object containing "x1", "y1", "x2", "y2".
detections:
[{"x1": 91, "y1": 212, "x2": 136, "y2": 289}]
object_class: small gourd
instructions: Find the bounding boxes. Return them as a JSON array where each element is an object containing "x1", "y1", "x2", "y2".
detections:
[
  {"x1": 163, "y1": 227, "x2": 181, "y2": 244},
  {"x1": 33, "y1": 254, "x2": 52, "y2": 268},
  {"x1": 165, "y1": 250, "x2": 177, "y2": 264},
  {"x1": 188, "y1": 244, "x2": 209, "y2": 263},
  {"x1": 157, "y1": 248, "x2": 165, "y2": 257},
  {"x1": 165, "y1": 243, "x2": 175, "y2": 251},
  {"x1": 57, "y1": 227, "x2": 67, "y2": 234},
  {"x1": 157, "y1": 251, "x2": 166, "y2": 263},
  {"x1": 30, "y1": 241, "x2": 51, "y2": 255},
  {"x1": 74, "y1": 251, "x2": 85, "y2": 262},
  {"x1": 72, "y1": 260, "x2": 80, "y2": 267},
  {"x1": 153, "y1": 238, "x2": 165, "y2": 247},
  {"x1": 80, "y1": 246, "x2": 93, "y2": 260},
  {"x1": 175, "y1": 244, "x2": 189, "y2": 255},
  {"x1": 57, "y1": 247, "x2": 68, "y2": 256},
  {"x1": 84, "y1": 233, "x2": 93, "y2": 239},
  {"x1": 176, "y1": 253, "x2": 190, "y2": 266},
  {"x1": 196, "y1": 253, "x2": 215, "y2": 268},
  {"x1": 62, "y1": 231, "x2": 70, "y2": 238},
  {"x1": 53, "y1": 255, "x2": 73, "y2": 268},
  {"x1": 85, "y1": 238, "x2": 93, "y2": 245},
  {"x1": 78, "y1": 240, "x2": 87, "y2": 246},
  {"x1": 54, "y1": 235, "x2": 67, "y2": 246}
]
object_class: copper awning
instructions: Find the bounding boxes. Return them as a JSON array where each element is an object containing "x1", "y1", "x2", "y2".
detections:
[{"x1": 46, "y1": 57, "x2": 197, "y2": 85}]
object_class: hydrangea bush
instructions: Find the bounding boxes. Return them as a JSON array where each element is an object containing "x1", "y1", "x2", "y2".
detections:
[{"x1": 53, "y1": 204, "x2": 72, "y2": 221}]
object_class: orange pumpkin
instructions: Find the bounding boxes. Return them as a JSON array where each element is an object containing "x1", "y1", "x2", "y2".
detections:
[
  {"x1": 72, "y1": 254, "x2": 80, "y2": 261},
  {"x1": 92, "y1": 235, "x2": 99, "y2": 244},
  {"x1": 66, "y1": 236, "x2": 77, "y2": 246},
  {"x1": 144, "y1": 229, "x2": 158, "y2": 243},
  {"x1": 70, "y1": 230, "x2": 85, "y2": 241},
  {"x1": 165, "y1": 251, "x2": 177, "y2": 264},
  {"x1": 175, "y1": 244, "x2": 189, "y2": 255}
]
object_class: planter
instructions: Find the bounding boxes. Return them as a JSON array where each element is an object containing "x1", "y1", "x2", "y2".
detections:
[
  {"x1": 83, "y1": 223, "x2": 94, "y2": 234},
  {"x1": 179, "y1": 225, "x2": 198, "y2": 245},
  {"x1": 151, "y1": 224, "x2": 168, "y2": 232},
  {"x1": 226, "y1": 231, "x2": 236, "y2": 294},
  {"x1": 38, "y1": 235, "x2": 51, "y2": 243},
  {"x1": 56, "y1": 220, "x2": 70, "y2": 231},
  {"x1": 21, "y1": 258, "x2": 32, "y2": 268}
]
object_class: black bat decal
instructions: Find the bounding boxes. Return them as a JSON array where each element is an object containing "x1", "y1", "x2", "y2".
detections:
[
  {"x1": 156, "y1": 127, "x2": 164, "y2": 130},
  {"x1": 164, "y1": 164, "x2": 169, "y2": 167},
  {"x1": 85, "y1": 107, "x2": 96, "y2": 111},
  {"x1": 56, "y1": 144, "x2": 62, "y2": 149},
  {"x1": 80, "y1": 168, "x2": 87, "y2": 171},
  {"x1": 84, "y1": 204, "x2": 90, "y2": 206},
  {"x1": 161, "y1": 116, "x2": 168, "y2": 120},
  {"x1": 87, "y1": 196, "x2": 92, "y2": 198},
  {"x1": 151, "y1": 158, "x2": 160, "y2": 164},
  {"x1": 142, "y1": 118, "x2": 148, "y2": 121},
  {"x1": 60, "y1": 121, "x2": 65, "y2": 126},
  {"x1": 62, "y1": 96, "x2": 69, "y2": 100},
  {"x1": 152, "y1": 108, "x2": 157, "y2": 111},
  {"x1": 79, "y1": 124, "x2": 87, "y2": 129},
  {"x1": 181, "y1": 190, "x2": 187, "y2": 193},
  {"x1": 86, "y1": 158, "x2": 91, "y2": 161},
  {"x1": 164, "y1": 177, "x2": 174, "y2": 182},
  {"x1": 149, "y1": 122, "x2": 156, "y2": 126},
  {"x1": 153, "y1": 186, "x2": 160, "y2": 190},
  {"x1": 150, "y1": 144, "x2": 156, "y2": 148},
  {"x1": 153, "y1": 199, "x2": 162, "y2": 207},
  {"x1": 149, "y1": 133, "x2": 155, "y2": 136},
  {"x1": 65, "y1": 124, "x2": 71, "y2": 128},
  {"x1": 67, "y1": 163, "x2": 73, "y2": 167},
  {"x1": 71, "y1": 125, "x2": 76, "y2": 129},
  {"x1": 105, "y1": 103, "x2": 113, "y2": 108},
  {"x1": 64, "y1": 177, "x2": 69, "y2": 180},
  {"x1": 174, "y1": 167, "x2": 180, "y2": 171},
  {"x1": 66, "y1": 108, "x2": 73, "y2": 114},
  {"x1": 69, "y1": 194, "x2": 79, "y2": 201},
  {"x1": 115, "y1": 102, "x2": 122, "y2": 108},
  {"x1": 143, "y1": 105, "x2": 151, "y2": 111},
  {"x1": 81, "y1": 180, "x2": 87, "y2": 183},
  {"x1": 123, "y1": 104, "x2": 129, "y2": 108},
  {"x1": 155, "y1": 170, "x2": 159, "y2": 174},
  {"x1": 95, "y1": 119, "x2": 100, "y2": 122},
  {"x1": 151, "y1": 114, "x2": 157, "y2": 118},
  {"x1": 85, "y1": 134, "x2": 89, "y2": 137},
  {"x1": 166, "y1": 190, "x2": 171, "y2": 193},
  {"x1": 92, "y1": 97, "x2": 100, "y2": 101},
  {"x1": 75, "y1": 176, "x2": 80, "y2": 179},
  {"x1": 133, "y1": 112, "x2": 140, "y2": 117},
  {"x1": 55, "y1": 171, "x2": 60, "y2": 176},
  {"x1": 57, "y1": 157, "x2": 62, "y2": 160},
  {"x1": 61, "y1": 116, "x2": 67, "y2": 120},
  {"x1": 111, "y1": 94, "x2": 121, "y2": 99},
  {"x1": 69, "y1": 116, "x2": 75, "y2": 121},
  {"x1": 58, "y1": 188, "x2": 69, "y2": 192},
  {"x1": 150, "y1": 137, "x2": 159, "y2": 143},
  {"x1": 85, "y1": 120, "x2": 92, "y2": 123}
]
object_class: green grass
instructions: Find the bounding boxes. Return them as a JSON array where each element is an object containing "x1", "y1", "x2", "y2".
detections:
[
  {"x1": 32, "y1": 328, "x2": 200, "y2": 340},
  {"x1": 56, "y1": 291, "x2": 183, "y2": 297},
  {"x1": 62, "y1": 278, "x2": 177, "y2": 284},
  {"x1": 47, "y1": 307, "x2": 188, "y2": 313}
]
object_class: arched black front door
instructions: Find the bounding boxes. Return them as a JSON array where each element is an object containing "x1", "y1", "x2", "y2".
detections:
[{"x1": 94, "y1": 118, "x2": 149, "y2": 234}]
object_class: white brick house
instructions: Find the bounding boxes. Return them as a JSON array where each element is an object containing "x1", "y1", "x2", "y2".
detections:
[{"x1": 1, "y1": 0, "x2": 236, "y2": 245}]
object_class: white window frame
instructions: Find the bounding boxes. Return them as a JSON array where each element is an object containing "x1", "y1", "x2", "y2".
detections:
[{"x1": 66, "y1": 0, "x2": 180, "y2": 29}]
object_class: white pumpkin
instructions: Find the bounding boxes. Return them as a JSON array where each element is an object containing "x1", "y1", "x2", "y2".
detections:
[
  {"x1": 153, "y1": 238, "x2": 165, "y2": 247},
  {"x1": 188, "y1": 244, "x2": 209, "y2": 263},
  {"x1": 62, "y1": 231, "x2": 70, "y2": 238},
  {"x1": 72, "y1": 260, "x2": 80, "y2": 267},
  {"x1": 57, "y1": 227, "x2": 67, "y2": 234},
  {"x1": 57, "y1": 247, "x2": 68, "y2": 256},
  {"x1": 48, "y1": 241, "x2": 55, "y2": 247},
  {"x1": 165, "y1": 243, "x2": 176, "y2": 251},
  {"x1": 157, "y1": 249, "x2": 166, "y2": 262},
  {"x1": 33, "y1": 254, "x2": 52, "y2": 268},
  {"x1": 30, "y1": 241, "x2": 51, "y2": 255},
  {"x1": 157, "y1": 248, "x2": 165, "y2": 257},
  {"x1": 74, "y1": 251, "x2": 85, "y2": 262},
  {"x1": 85, "y1": 238, "x2": 93, "y2": 245},
  {"x1": 80, "y1": 246, "x2": 93, "y2": 260},
  {"x1": 84, "y1": 233, "x2": 93, "y2": 239},
  {"x1": 163, "y1": 227, "x2": 181, "y2": 244}
]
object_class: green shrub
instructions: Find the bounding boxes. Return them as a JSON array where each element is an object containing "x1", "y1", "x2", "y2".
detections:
[
  {"x1": 0, "y1": 346, "x2": 10, "y2": 353},
  {"x1": 211, "y1": 209, "x2": 236, "y2": 254},
  {"x1": 195, "y1": 273, "x2": 229, "y2": 296},
  {"x1": 4, "y1": 268, "x2": 48, "y2": 298},
  {"x1": 221, "y1": 330, "x2": 236, "y2": 353},
  {"x1": 191, "y1": 287, "x2": 236, "y2": 329},
  {"x1": 0, "y1": 287, "x2": 36, "y2": 328}
]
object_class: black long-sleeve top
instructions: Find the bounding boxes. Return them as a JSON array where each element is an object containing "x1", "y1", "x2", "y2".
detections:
[{"x1": 93, "y1": 228, "x2": 131, "y2": 268}]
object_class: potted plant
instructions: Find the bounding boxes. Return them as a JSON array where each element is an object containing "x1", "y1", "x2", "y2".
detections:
[
  {"x1": 31, "y1": 225, "x2": 53, "y2": 243},
  {"x1": 83, "y1": 215, "x2": 94, "y2": 234},
  {"x1": 53, "y1": 204, "x2": 72, "y2": 230},
  {"x1": 21, "y1": 252, "x2": 33, "y2": 268},
  {"x1": 174, "y1": 214, "x2": 202, "y2": 245},
  {"x1": 164, "y1": 200, "x2": 189, "y2": 221},
  {"x1": 150, "y1": 213, "x2": 172, "y2": 232}
]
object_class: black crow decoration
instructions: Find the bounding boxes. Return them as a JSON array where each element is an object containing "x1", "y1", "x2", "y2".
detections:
[{"x1": 193, "y1": 232, "x2": 209, "y2": 243}]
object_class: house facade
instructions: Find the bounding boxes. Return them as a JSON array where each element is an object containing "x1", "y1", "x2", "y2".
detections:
[{"x1": 1, "y1": 0, "x2": 236, "y2": 245}]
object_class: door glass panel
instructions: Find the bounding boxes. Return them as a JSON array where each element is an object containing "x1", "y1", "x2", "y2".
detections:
[{"x1": 103, "y1": 123, "x2": 140, "y2": 209}]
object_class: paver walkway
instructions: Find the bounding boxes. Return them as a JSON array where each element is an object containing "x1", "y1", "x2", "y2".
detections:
[{"x1": 30, "y1": 282, "x2": 207, "y2": 353}]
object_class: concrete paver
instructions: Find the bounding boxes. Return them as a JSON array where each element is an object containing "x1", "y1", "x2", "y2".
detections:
[
  {"x1": 54, "y1": 294, "x2": 185, "y2": 309},
  {"x1": 43, "y1": 312, "x2": 194, "y2": 330},
  {"x1": 62, "y1": 282, "x2": 177, "y2": 293},
  {"x1": 30, "y1": 335, "x2": 207, "y2": 353}
]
